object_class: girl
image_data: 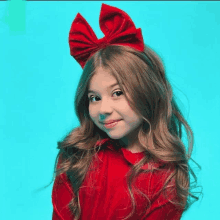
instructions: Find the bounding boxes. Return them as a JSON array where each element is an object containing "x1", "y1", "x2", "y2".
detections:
[{"x1": 51, "y1": 3, "x2": 200, "y2": 220}]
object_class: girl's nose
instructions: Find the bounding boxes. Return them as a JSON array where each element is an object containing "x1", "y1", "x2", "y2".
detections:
[{"x1": 99, "y1": 98, "x2": 114, "y2": 115}]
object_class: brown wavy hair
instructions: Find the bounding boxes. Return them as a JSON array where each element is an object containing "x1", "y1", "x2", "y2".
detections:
[{"x1": 38, "y1": 45, "x2": 202, "y2": 219}]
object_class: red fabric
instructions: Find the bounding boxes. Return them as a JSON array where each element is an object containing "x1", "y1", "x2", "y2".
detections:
[
  {"x1": 68, "y1": 3, "x2": 144, "y2": 68},
  {"x1": 52, "y1": 138, "x2": 184, "y2": 220}
]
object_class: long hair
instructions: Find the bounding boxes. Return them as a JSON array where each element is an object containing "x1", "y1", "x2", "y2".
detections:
[{"x1": 44, "y1": 45, "x2": 202, "y2": 219}]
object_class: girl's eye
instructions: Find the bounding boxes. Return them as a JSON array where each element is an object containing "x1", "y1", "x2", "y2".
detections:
[{"x1": 88, "y1": 90, "x2": 123, "y2": 103}]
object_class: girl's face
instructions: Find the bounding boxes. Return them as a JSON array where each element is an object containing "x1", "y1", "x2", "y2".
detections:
[{"x1": 88, "y1": 66, "x2": 143, "y2": 145}]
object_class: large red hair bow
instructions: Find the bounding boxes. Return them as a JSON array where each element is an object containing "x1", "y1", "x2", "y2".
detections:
[{"x1": 68, "y1": 3, "x2": 145, "y2": 68}]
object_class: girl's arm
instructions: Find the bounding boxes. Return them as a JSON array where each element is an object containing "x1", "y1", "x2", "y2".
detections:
[
  {"x1": 52, "y1": 157, "x2": 75, "y2": 220},
  {"x1": 142, "y1": 166, "x2": 184, "y2": 220},
  {"x1": 143, "y1": 202, "x2": 184, "y2": 220}
]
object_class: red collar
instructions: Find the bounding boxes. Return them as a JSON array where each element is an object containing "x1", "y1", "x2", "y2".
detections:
[{"x1": 95, "y1": 138, "x2": 166, "y2": 170}]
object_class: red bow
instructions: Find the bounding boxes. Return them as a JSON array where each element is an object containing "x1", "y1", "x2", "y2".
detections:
[{"x1": 68, "y1": 3, "x2": 145, "y2": 68}]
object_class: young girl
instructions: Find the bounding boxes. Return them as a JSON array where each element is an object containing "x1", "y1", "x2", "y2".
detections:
[{"x1": 51, "y1": 3, "x2": 200, "y2": 220}]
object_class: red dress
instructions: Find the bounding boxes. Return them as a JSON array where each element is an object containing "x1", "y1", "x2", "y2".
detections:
[{"x1": 52, "y1": 138, "x2": 184, "y2": 220}]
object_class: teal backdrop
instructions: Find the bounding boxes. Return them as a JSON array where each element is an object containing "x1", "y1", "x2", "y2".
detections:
[{"x1": 1, "y1": 1, "x2": 220, "y2": 219}]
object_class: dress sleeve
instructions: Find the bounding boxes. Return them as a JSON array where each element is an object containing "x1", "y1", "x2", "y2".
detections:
[
  {"x1": 52, "y1": 157, "x2": 75, "y2": 220},
  {"x1": 143, "y1": 202, "x2": 184, "y2": 220},
  {"x1": 143, "y1": 165, "x2": 184, "y2": 220}
]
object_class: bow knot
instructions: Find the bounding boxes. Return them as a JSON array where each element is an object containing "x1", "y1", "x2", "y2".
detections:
[
  {"x1": 69, "y1": 4, "x2": 144, "y2": 68},
  {"x1": 97, "y1": 37, "x2": 109, "y2": 49}
]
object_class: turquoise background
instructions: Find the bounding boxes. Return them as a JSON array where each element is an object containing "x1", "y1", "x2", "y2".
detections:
[{"x1": 1, "y1": 1, "x2": 220, "y2": 219}]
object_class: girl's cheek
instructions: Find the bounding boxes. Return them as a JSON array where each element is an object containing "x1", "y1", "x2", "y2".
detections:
[{"x1": 89, "y1": 109, "x2": 97, "y2": 119}]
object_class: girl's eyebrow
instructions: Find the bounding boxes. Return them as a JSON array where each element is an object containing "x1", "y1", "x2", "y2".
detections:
[{"x1": 88, "y1": 82, "x2": 119, "y2": 94}]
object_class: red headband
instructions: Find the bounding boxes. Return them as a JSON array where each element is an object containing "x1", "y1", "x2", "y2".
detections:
[{"x1": 68, "y1": 3, "x2": 145, "y2": 68}]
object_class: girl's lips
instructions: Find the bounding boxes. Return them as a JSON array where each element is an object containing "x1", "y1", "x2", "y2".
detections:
[
  {"x1": 101, "y1": 119, "x2": 122, "y2": 124},
  {"x1": 103, "y1": 120, "x2": 122, "y2": 129},
  {"x1": 105, "y1": 120, "x2": 121, "y2": 124}
]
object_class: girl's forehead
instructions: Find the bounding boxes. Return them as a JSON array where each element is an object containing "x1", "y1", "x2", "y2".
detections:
[
  {"x1": 89, "y1": 67, "x2": 117, "y2": 85},
  {"x1": 94, "y1": 66, "x2": 114, "y2": 77},
  {"x1": 88, "y1": 81, "x2": 120, "y2": 94},
  {"x1": 87, "y1": 69, "x2": 127, "y2": 94}
]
